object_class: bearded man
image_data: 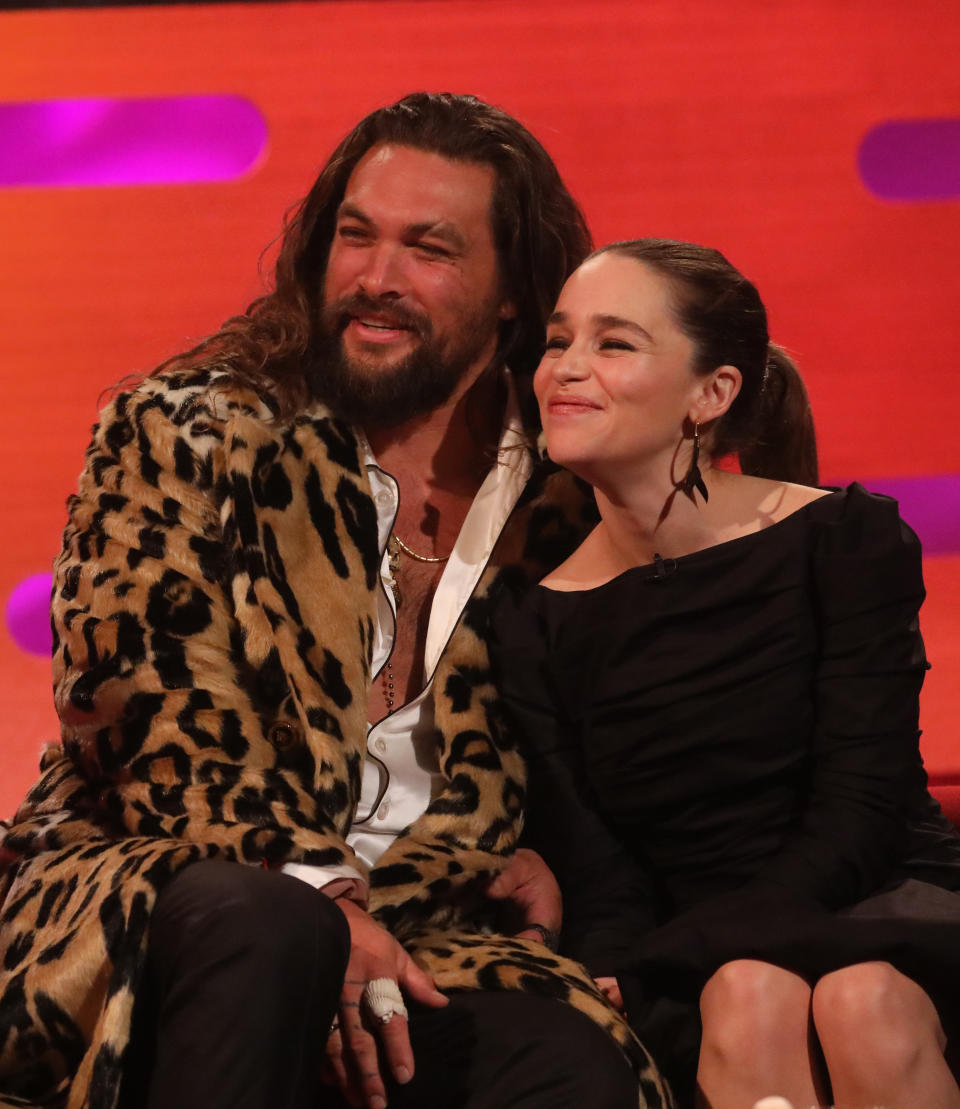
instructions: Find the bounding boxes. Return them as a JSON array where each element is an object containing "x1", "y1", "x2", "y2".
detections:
[{"x1": 0, "y1": 93, "x2": 668, "y2": 1109}]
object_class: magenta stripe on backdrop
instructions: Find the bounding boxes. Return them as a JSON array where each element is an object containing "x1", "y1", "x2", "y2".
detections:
[
  {"x1": 827, "y1": 474, "x2": 960, "y2": 556},
  {"x1": 0, "y1": 95, "x2": 267, "y2": 187},
  {"x1": 858, "y1": 118, "x2": 960, "y2": 201}
]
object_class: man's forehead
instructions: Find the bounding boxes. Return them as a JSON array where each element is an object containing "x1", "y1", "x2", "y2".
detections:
[{"x1": 339, "y1": 143, "x2": 496, "y2": 232}]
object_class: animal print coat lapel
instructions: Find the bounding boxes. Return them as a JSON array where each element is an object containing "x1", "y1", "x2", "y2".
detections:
[
  {"x1": 366, "y1": 467, "x2": 676, "y2": 1099},
  {"x1": 370, "y1": 459, "x2": 599, "y2": 927}
]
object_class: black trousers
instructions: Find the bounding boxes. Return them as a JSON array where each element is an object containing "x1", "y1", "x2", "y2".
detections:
[{"x1": 120, "y1": 861, "x2": 638, "y2": 1109}]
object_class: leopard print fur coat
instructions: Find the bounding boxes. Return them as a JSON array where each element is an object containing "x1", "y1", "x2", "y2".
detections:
[{"x1": 0, "y1": 370, "x2": 671, "y2": 1109}]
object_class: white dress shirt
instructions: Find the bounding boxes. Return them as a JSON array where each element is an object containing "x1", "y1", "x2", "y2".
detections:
[{"x1": 282, "y1": 375, "x2": 533, "y2": 898}]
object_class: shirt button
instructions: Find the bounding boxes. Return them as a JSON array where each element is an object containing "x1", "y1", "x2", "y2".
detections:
[
  {"x1": 376, "y1": 802, "x2": 390, "y2": 821},
  {"x1": 374, "y1": 737, "x2": 387, "y2": 754},
  {"x1": 375, "y1": 490, "x2": 392, "y2": 507}
]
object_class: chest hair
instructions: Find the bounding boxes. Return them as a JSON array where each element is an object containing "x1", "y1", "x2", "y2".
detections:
[{"x1": 367, "y1": 555, "x2": 446, "y2": 724}]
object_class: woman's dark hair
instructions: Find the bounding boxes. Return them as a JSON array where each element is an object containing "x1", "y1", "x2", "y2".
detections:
[
  {"x1": 596, "y1": 239, "x2": 818, "y2": 485},
  {"x1": 155, "y1": 92, "x2": 592, "y2": 416}
]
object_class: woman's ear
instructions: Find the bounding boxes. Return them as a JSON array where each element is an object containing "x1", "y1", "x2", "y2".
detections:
[{"x1": 692, "y1": 364, "x2": 742, "y2": 423}]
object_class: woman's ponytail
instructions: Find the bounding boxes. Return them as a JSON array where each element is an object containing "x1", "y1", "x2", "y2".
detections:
[{"x1": 738, "y1": 343, "x2": 818, "y2": 486}]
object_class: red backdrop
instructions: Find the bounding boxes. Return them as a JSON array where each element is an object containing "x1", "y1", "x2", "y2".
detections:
[{"x1": 1, "y1": 0, "x2": 958, "y2": 816}]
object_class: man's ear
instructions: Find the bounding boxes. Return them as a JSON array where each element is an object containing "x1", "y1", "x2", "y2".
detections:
[{"x1": 692, "y1": 364, "x2": 742, "y2": 424}]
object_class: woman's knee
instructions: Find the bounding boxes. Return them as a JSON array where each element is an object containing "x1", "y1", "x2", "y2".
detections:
[
  {"x1": 700, "y1": 960, "x2": 812, "y2": 1064},
  {"x1": 812, "y1": 962, "x2": 946, "y2": 1069}
]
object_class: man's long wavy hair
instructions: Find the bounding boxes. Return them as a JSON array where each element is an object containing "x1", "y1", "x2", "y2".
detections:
[{"x1": 156, "y1": 92, "x2": 592, "y2": 418}]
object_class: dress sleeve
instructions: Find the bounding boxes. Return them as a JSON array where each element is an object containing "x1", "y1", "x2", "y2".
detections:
[
  {"x1": 489, "y1": 592, "x2": 658, "y2": 975},
  {"x1": 750, "y1": 485, "x2": 928, "y2": 907}
]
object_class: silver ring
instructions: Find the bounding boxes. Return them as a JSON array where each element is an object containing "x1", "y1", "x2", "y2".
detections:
[{"x1": 362, "y1": 977, "x2": 408, "y2": 1024}]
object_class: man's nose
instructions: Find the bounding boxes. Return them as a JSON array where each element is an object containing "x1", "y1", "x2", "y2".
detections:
[{"x1": 356, "y1": 243, "x2": 405, "y2": 299}]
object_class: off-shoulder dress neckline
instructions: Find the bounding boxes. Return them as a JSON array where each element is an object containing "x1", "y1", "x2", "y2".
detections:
[{"x1": 537, "y1": 484, "x2": 853, "y2": 596}]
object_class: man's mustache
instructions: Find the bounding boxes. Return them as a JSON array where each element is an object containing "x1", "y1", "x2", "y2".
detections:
[{"x1": 321, "y1": 293, "x2": 432, "y2": 340}]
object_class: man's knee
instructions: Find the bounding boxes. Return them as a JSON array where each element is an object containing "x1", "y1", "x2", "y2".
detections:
[
  {"x1": 149, "y1": 859, "x2": 350, "y2": 981},
  {"x1": 534, "y1": 1002, "x2": 638, "y2": 1104},
  {"x1": 414, "y1": 992, "x2": 638, "y2": 1109},
  {"x1": 521, "y1": 997, "x2": 638, "y2": 1107}
]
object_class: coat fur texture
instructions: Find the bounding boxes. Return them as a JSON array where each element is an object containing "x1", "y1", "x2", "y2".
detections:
[{"x1": 0, "y1": 371, "x2": 671, "y2": 1109}]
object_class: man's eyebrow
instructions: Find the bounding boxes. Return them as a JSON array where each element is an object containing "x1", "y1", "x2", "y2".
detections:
[
  {"x1": 335, "y1": 205, "x2": 467, "y2": 251},
  {"x1": 407, "y1": 221, "x2": 467, "y2": 251},
  {"x1": 336, "y1": 202, "x2": 373, "y2": 224}
]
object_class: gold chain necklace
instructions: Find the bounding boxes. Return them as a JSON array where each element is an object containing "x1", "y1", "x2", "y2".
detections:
[
  {"x1": 391, "y1": 532, "x2": 450, "y2": 563},
  {"x1": 380, "y1": 533, "x2": 451, "y2": 713}
]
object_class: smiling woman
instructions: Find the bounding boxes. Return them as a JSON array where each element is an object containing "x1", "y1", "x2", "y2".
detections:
[
  {"x1": 488, "y1": 238, "x2": 960, "y2": 1109},
  {"x1": 536, "y1": 253, "x2": 705, "y2": 486}
]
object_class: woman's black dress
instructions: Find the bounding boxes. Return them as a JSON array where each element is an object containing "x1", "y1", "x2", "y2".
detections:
[{"x1": 488, "y1": 484, "x2": 960, "y2": 1104}]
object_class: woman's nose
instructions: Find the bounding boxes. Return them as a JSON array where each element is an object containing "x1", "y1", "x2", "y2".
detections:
[{"x1": 554, "y1": 345, "x2": 590, "y2": 381}]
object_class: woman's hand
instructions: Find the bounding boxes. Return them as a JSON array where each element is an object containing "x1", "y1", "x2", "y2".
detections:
[
  {"x1": 324, "y1": 900, "x2": 448, "y2": 1109},
  {"x1": 594, "y1": 976, "x2": 625, "y2": 1011}
]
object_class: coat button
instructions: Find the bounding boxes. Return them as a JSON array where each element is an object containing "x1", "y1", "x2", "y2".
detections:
[{"x1": 267, "y1": 722, "x2": 302, "y2": 752}]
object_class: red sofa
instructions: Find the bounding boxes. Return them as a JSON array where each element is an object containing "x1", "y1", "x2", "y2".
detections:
[{"x1": 932, "y1": 782, "x2": 960, "y2": 831}]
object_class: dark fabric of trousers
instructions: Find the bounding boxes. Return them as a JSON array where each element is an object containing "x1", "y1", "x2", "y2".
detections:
[
  {"x1": 120, "y1": 860, "x2": 639, "y2": 1109},
  {"x1": 119, "y1": 860, "x2": 351, "y2": 1109},
  {"x1": 347, "y1": 990, "x2": 640, "y2": 1109}
]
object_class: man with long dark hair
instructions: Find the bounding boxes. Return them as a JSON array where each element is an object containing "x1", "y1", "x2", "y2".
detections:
[{"x1": 0, "y1": 94, "x2": 661, "y2": 1109}]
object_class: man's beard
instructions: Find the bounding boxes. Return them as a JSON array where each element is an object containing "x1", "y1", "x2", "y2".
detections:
[{"x1": 308, "y1": 292, "x2": 502, "y2": 428}]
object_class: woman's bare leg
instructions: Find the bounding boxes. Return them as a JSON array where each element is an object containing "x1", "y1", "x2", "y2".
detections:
[
  {"x1": 812, "y1": 961, "x2": 960, "y2": 1109},
  {"x1": 696, "y1": 960, "x2": 825, "y2": 1109}
]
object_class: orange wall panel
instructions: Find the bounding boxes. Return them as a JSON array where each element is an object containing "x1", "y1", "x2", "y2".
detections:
[{"x1": 1, "y1": 0, "x2": 957, "y2": 815}]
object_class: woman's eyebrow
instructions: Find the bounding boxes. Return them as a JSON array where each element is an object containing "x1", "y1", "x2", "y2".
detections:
[
  {"x1": 547, "y1": 310, "x2": 654, "y2": 342},
  {"x1": 593, "y1": 314, "x2": 654, "y2": 342}
]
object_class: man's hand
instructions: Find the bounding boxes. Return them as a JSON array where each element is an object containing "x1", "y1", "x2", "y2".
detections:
[
  {"x1": 486, "y1": 848, "x2": 562, "y2": 946},
  {"x1": 324, "y1": 899, "x2": 447, "y2": 1109}
]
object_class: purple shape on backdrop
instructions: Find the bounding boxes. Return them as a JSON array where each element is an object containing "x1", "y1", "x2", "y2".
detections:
[
  {"x1": 858, "y1": 119, "x2": 960, "y2": 201},
  {"x1": 0, "y1": 95, "x2": 267, "y2": 188},
  {"x1": 5, "y1": 572, "x2": 52, "y2": 657},
  {"x1": 826, "y1": 474, "x2": 960, "y2": 556}
]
